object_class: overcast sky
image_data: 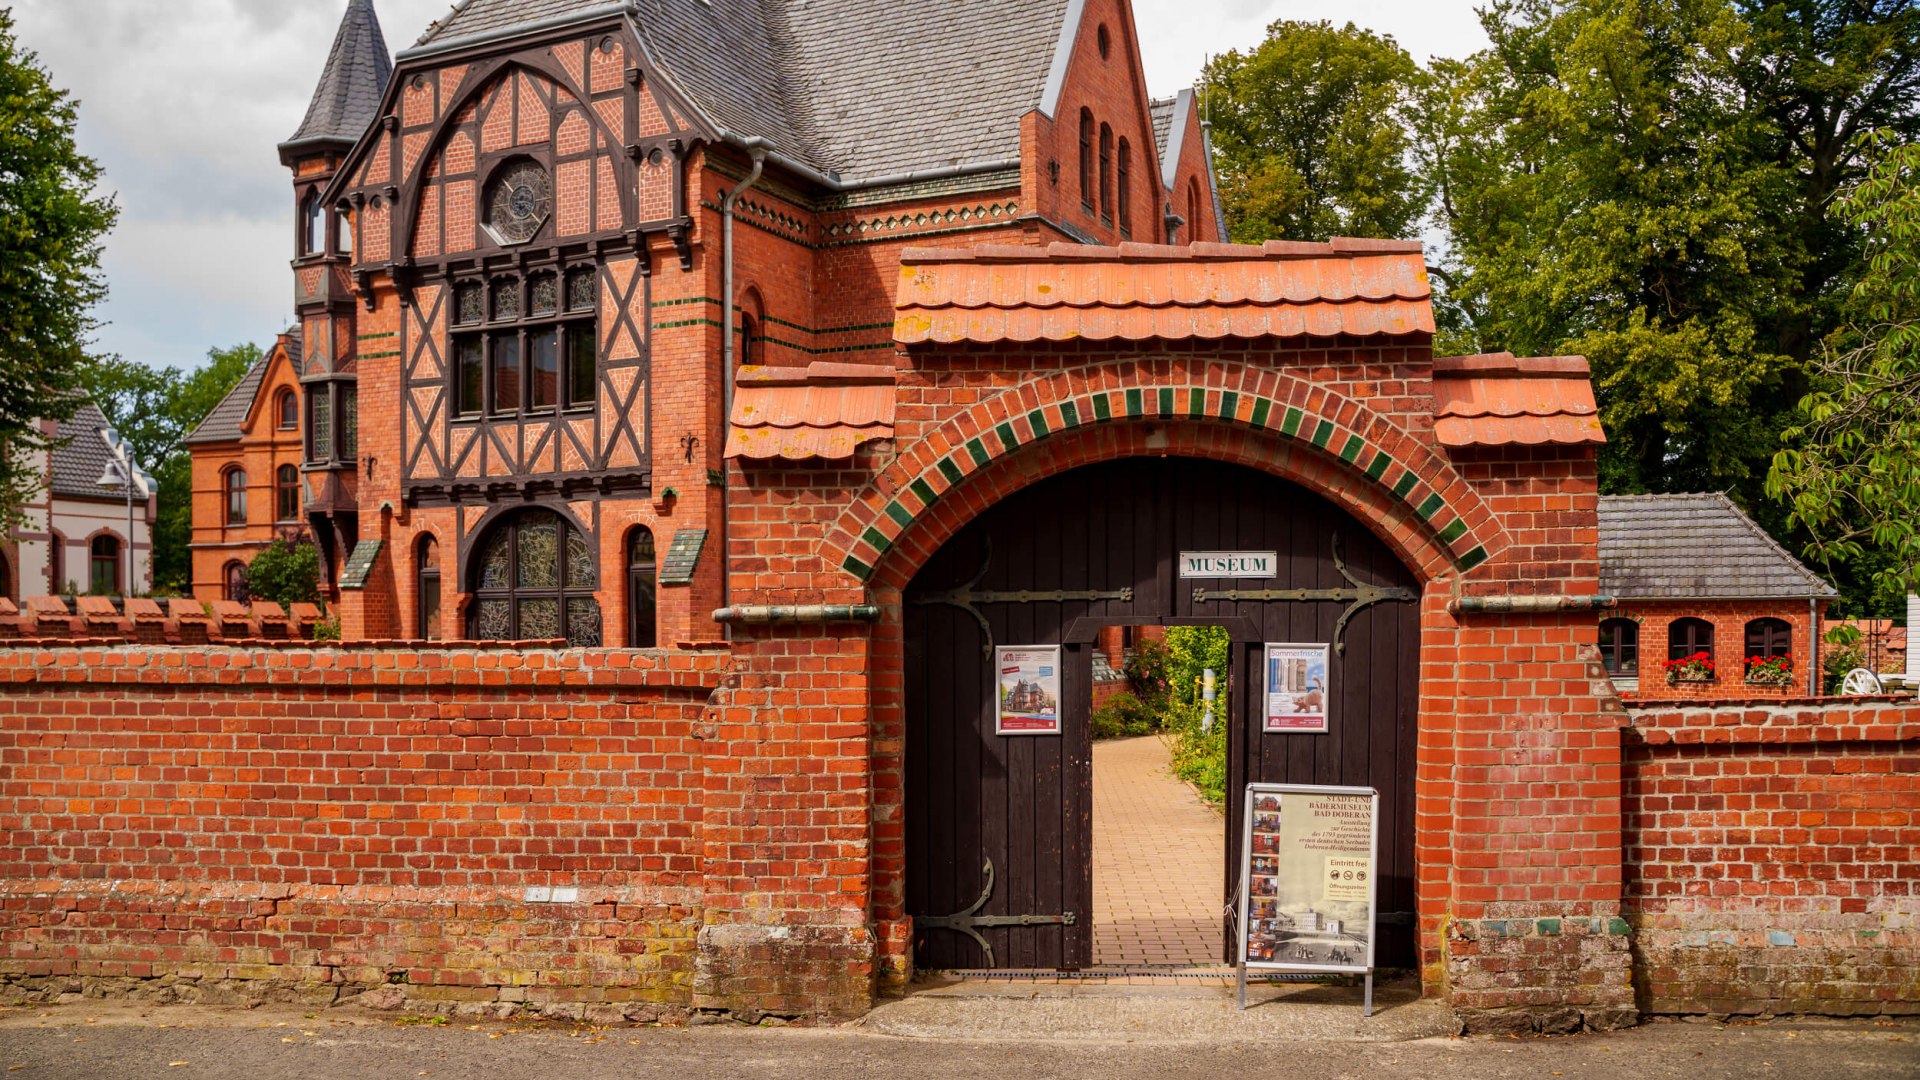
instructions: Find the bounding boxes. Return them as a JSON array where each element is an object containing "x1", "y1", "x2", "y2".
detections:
[{"x1": 10, "y1": 0, "x2": 1489, "y2": 372}]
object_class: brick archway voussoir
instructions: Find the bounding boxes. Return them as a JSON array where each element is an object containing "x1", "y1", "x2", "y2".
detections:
[{"x1": 825, "y1": 362, "x2": 1508, "y2": 588}]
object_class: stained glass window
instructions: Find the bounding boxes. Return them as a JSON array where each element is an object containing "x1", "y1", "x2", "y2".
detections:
[
  {"x1": 340, "y1": 387, "x2": 358, "y2": 458},
  {"x1": 467, "y1": 509, "x2": 601, "y2": 646},
  {"x1": 455, "y1": 282, "x2": 484, "y2": 325},
  {"x1": 566, "y1": 268, "x2": 595, "y2": 312},
  {"x1": 530, "y1": 273, "x2": 558, "y2": 316},
  {"x1": 311, "y1": 392, "x2": 332, "y2": 461},
  {"x1": 483, "y1": 159, "x2": 553, "y2": 245},
  {"x1": 491, "y1": 278, "x2": 521, "y2": 321}
]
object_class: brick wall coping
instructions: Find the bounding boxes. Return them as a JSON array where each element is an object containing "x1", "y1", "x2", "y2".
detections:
[
  {"x1": 1624, "y1": 699, "x2": 1920, "y2": 746},
  {"x1": 0, "y1": 643, "x2": 731, "y2": 691}
]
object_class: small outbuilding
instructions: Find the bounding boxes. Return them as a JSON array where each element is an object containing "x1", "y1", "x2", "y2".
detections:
[{"x1": 1597, "y1": 493, "x2": 1837, "y2": 699}]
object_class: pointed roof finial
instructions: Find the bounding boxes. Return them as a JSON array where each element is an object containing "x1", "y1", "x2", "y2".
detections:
[{"x1": 280, "y1": 0, "x2": 393, "y2": 158}]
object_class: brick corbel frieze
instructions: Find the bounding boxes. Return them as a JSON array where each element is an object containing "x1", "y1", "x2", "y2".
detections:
[{"x1": 822, "y1": 360, "x2": 1510, "y2": 591}]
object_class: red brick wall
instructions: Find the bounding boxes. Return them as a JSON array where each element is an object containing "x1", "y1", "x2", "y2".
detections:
[
  {"x1": 0, "y1": 645, "x2": 727, "y2": 1021},
  {"x1": 1624, "y1": 700, "x2": 1920, "y2": 1015}
]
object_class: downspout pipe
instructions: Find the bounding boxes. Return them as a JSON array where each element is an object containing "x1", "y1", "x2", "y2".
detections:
[
  {"x1": 1809, "y1": 595, "x2": 1820, "y2": 697},
  {"x1": 718, "y1": 140, "x2": 768, "y2": 630}
]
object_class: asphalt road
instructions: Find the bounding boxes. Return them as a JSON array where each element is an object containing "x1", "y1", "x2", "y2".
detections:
[{"x1": 0, "y1": 1005, "x2": 1914, "y2": 1080}]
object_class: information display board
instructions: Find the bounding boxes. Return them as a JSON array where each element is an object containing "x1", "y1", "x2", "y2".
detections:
[
  {"x1": 1263, "y1": 642, "x2": 1331, "y2": 733},
  {"x1": 995, "y1": 645, "x2": 1062, "y2": 735},
  {"x1": 1235, "y1": 783, "x2": 1379, "y2": 1013}
]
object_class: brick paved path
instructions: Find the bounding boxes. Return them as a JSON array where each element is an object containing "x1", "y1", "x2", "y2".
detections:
[{"x1": 1091, "y1": 735, "x2": 1227, "y2": 967}]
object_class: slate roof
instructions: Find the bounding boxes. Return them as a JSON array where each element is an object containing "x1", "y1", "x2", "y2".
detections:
[
  {"x1": 1597, "y1": 494, "x2": 1838, "y2": 601},
  {"x1": 184, "y1": 331, "x2": 303, "y2": 447},
  {"x1": 48, "y1": 403, "x2": 124, "y2": 501},
  {"x1": 1150, "y1": 97, "x2": 1176, "y2": 160},
  {"x1": 409, "y1": 0, "x2": 1071, "y2": 185},
  {"x1": 285, "y1": 0, "x2": 393, "y2": 149},
  {"x1": 894, "y1": 239, "x2": 1435, "y2": 344}
]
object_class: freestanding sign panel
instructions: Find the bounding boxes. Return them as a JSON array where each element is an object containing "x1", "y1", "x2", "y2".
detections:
[
  {"x1": 1236, "y1": 783, "x2": 1380, "y2": 1014},
  {"x1": 995, "y1": 645, "x2": 1063, "y2": 735},
  {"x1": 1263, "y1": 643, "x2": 1331, "y2": 733}
]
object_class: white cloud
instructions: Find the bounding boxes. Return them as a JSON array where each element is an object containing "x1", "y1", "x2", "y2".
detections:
[{"x1": 8, "y1": 0, "x2": 1484, "y2": 370}]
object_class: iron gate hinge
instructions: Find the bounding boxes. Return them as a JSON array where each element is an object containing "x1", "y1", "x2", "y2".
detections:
[
  {"x1": 910, "y1": 538, "x2": 1132, "y2": 656},
  {"x1": 913, "y1": 858, "x2": 1076, "y2": 968}
]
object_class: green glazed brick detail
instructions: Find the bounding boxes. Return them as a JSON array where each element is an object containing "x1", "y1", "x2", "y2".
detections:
[
  {"x1": 1219, "y1": 391, "x2": 1240, "y2": 420},
  {"x1": 1607, "y1": 917, "x2": 1631, "y2": 937},
  {"x1": 995, "y1": 422, "x2": 1018, "y2": 451},
  {"x1": 938, "y1": 457, "x2": 964, "y2": 485},
  {"x1": 1060, "y1": 400, "x2": 1080, "y2": 428},
  {"x1": 1281, "y1": 408, "x2": 1304, "y2": 437},
  {"x1": 1339, "y1": 434, "x2": 1364, "y2": 463},
  {"x1": 862, "y1": 526, "x2": 892, "y2": 554},
  {"x1": 909, "y1": 477, "x2": 938, "y2": 508},
  {"x1": 843, "y1": 554, "x2": 874, "y2": 581},
  {"x1": 1417, "y1": 492, "x2": 1445, "y2": 521},
  {"x1": 1250, "y1": 398, "x2": 1272, "y2": 427},
  {"x1": 967, "y1": 438, "x2": 991, "y2": 467},
  {"x1": 1093, "y1": 393, "x2": 1112, "y2": 421},
  {"x1": 1158, "y1": 387, "x2": 1174, "y2": 415},
  {"x1": 1392, "y1": 470, "x2": 1419, "y2": 499},
  {"x1": 1310, "y1": 420, "x2": 1335, "y2": 449},
  {"x1": 1366, "y1": 451, "x2": 1393, "y2": 481},
  {"x1": 1027, "y1": 409, "x2": 1050, "y2": 438},
  {"x1": 1536, "y1": 918, "x2": 1562, "y2": 936},
  {"x1": 885, "y1": 501, "x2": 913, "y2": 529},
  {"x1": 1188, "y1": 388, "x2": 1206, "y2": 415},
  {"x1": 1457, "y1": 545, "x2": 1490, "y2": 571},
  {"x1": 1125, "y1": 388, "x2": 1143, "y2": 416},
  {"x1": 1438, "y1": 517, "x2": 1469, "y2": 545}
]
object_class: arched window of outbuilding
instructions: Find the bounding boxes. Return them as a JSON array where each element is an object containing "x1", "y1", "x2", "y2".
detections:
[
  {"x1": 1117, "y1": 137, "x2": 1132, "y2": 235},
  {"x1": 1078, "y1": 109, "x2": 1095, "y2": 210},
  {"x1": 89, "y1": 535, "x2": 120, "y2": 596},
  {"x1": 1098, "y1": 122, "x2": 1114, "y2": 222},
  {"x1": 468, "y1": 509, "x2": 602, "y2": 647},
  {"x1": 627, "y1": 526, "x2": 657, "y2": 648},
  {"x1": 277, "y1": 388, "x2": 298, "y2": 430},
  {"x1": 1599, "y1": 618, "x2": 1639, "y2": 677},
  {"x1": 1745, "y1": 617, "x2": 1792, "y2": 659},
  {"x1": 223, "y1": 560, "x2": 248, "y2": 602},
  {"x1": 1668, "y1": 617, "x2": 1714, "y2": 661},
  {"x1": 275, "y1": 464, "x2": 300, "y2": 522},
  {"x1": 224, "y1": 468, "x2": 248, "y2": 525}
]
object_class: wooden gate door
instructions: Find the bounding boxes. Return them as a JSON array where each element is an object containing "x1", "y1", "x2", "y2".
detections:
[{"x1": 904, "y1": 458, "x2": 1419, "y2": 971}]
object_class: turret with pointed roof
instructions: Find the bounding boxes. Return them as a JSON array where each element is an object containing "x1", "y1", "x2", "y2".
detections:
[{"x1": 279, "y1": 0, "x2": 393, "y2": 164}]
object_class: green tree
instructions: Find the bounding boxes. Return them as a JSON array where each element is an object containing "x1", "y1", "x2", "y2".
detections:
[
  {"x1": 1203, "y1": 21, "x2": 1431, "y2": 242},
  {"x1": 0, "y1": 11, "x2": 119, "y2": 526},
  {"x1": 84, "y1": 344, "x2": 262, "y2": 594},
  {"x1": 1425, "y1": 0, "x2": 1802, "y2": 497},
  {"x1": 1768, "y1": 132, "x2": 1920, "y2": 598},
  {"x1": 244, "y1": 537, "x2": 321, "y2": 608}
]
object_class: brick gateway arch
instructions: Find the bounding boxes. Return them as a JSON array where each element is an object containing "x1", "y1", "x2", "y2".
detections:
[{"x1": 714, "y1": 241, "x2": 1636, "y2": 1025}]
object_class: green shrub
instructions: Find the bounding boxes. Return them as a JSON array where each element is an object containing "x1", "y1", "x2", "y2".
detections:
[
  {"x1": 1159, "y1": 625, "x2": 1232, "y2": 804},
  {"x1": 245, "y1": 537, "x2": 322, "y2": 607},
  {"x1": 1091, "y1": 690, "x2": 1155, "y2": 739}
]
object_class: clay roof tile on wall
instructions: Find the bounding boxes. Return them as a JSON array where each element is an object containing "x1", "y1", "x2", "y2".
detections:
[
  {"x1": 893, "y1": 240, "x2": 1435, "y2": 345},
  {"x1": 1431, "y1": 352, "x2": 1606, "y2": 448},
  {"x1": 725, "y1": 362, "x2": 897, "y2": 461}
]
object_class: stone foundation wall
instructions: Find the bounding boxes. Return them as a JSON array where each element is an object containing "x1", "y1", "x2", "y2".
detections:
[{"x1": 1624, "y1": 700, "x2": 1920, "y2": 1017}]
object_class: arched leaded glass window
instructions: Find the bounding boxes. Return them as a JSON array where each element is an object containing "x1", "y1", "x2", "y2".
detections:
[
  {"x1": 468, "y1": 509, "x2": 602, "y2": 646},
  {"x1": 1668, "y1": 617, "x2": 1714, "y2": 661}
]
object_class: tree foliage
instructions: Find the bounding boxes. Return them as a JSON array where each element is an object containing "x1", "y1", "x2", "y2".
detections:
[
  {"x1": 1768, "y1": 132, "x2": 1920, "y2": 596},
  {"x1": 245, "y1": 537, "x2": 322, "y2": 608},
  {"x1": 83, "y1": 344, "x2": 261, "y2": 595},
  {"x1": 0, "y1": 12, "x2": 118, "y2": 526},
  {"x1": 1203, "y1": 21, "x2": 1431, "y2": 243}
]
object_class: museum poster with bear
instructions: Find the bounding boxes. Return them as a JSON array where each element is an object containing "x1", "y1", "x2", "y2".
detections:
[
  {"x1": 1264, "y1": 642, "x2": 1331, "y2": 733},
  {"x1": 995, "y1": 645, "x2": 1062, "y2": 735},
  {"x1": 1238, "y1": 784, "x2": 1378, "y2": 974}
]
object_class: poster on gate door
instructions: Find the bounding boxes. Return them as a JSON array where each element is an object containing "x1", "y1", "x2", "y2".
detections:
[
  {"x1": 1264, "y1": 642, "x2": 1330, "y2": 733},
  {"x1": 1239, "y1": 784, "x2": 1377, "y2": 973},
  {"x1": 996, "y1": 645, "x2": 1062, "y2": 735}
]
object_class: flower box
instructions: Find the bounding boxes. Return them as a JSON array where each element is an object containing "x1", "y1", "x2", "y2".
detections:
[
  {"x1": 1664, "y1": 651, "x2": 1716, "y2": 685},
  {"x1": 1745, "y1": 654, "x2": 1794, "y2": 686}
]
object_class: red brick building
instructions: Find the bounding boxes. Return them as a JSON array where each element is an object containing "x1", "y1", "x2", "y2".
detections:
[
  {"x1": 38, "y1": 0, "x2": 1902, "y2": 1032},
  {"x1": 1595, "y1": 493, "x2": 1836, "y2": 700},
  {"x1": 184, "y1": 331, "x2": 310, "y2": 601}
]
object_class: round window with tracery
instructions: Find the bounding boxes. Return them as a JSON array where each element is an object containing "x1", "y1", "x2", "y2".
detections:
[{"x1": 483, "y1": 159, "x2": 553, "y2": 245}]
